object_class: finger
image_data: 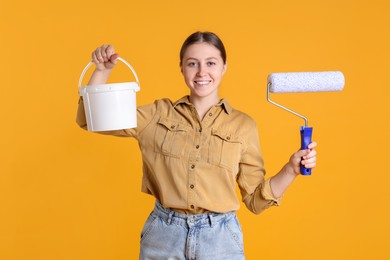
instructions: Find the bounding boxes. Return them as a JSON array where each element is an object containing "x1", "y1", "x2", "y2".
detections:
[
  {"x1": 92, "y1": 51, "x2": 98, "y2": 64},
  {"x1": 295, "y1": 149, "x2": 308, "y2": 160},
  {"x1": 302, "y1": 160, "x2": 316, "y2": 169},
  {"x1": 95, "y1": 48, "x2": 105, "y2": 63},
  {"x1": 308, "y1": 141, "x2": 317, "y2": 150},
  {"x1": 109, "y1": 53, "x2": 120, "y2": 64},
  {"x1": 302, "y1": 151, "x2": 316, "y2": 165},
  {"x1": 100, "y1": 44, "x2": 110, "y2": 62},
  {"x1": 106, "y1": 45, "x2": 115, "y2": 58},
  {"x1": 303, "y1": 155, "x2": 316, "y2": 164},
  {"x1": 303, "y1": 149, "x2": 317, "y2": 160},
  {"x1": 92, "y1": 51, "x2": 99, "y2": 64}
]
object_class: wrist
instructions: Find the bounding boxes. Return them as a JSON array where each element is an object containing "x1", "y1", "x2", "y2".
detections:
[
  {"x1": 94, "y1": 67, "x2": 113, "y2": 73},
  {"x1": 283, "y1": 162, "x2": 300, "y2": 177},
  {"x1": 87, "y1": 69, "x2": 113, "y2": 86}
]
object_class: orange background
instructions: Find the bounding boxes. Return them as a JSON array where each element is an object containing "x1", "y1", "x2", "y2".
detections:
[{"x1": 1, "y1": 0, "x2": 389, "y2": 259}]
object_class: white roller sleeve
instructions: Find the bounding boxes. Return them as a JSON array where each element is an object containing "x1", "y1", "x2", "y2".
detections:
[{"x1": 268, "y1": 71, "x2": 345, "y2": 93}]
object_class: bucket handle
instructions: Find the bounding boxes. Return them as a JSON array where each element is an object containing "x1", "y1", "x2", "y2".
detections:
[{"x1": 78, "y1": 57, "x2": 140, "y2": 88}]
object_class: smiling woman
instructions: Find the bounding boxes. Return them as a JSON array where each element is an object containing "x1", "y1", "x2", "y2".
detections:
[
  {"x1": 179, "y1": 32, "x2": 228, "y2": 119},
  {"x1": 76, "y1": 31, "x2": 317, "y2": 260},
  {"x1": 181, "y1": 42, "x2": 227, "y2": 118}
]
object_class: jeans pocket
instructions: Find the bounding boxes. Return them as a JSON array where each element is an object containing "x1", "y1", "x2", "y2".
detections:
[
  {"x1": 140, "y1": 212, "x2": 158, "y2": 242},
  {"x1": 224, "y1": 215, "x2": 244, "y2": 252}
]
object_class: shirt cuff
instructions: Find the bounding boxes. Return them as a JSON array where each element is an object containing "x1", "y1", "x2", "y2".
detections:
[{"x1": 261, "y1": 178, "x2": 282, "y2": 206}]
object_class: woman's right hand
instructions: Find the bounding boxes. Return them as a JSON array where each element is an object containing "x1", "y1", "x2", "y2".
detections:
[
  {"x1": 87, "y1": 44, "x2": 119, "y2": 86},
  {"x1": 92, "y1": 44, "x2": 119, "y2": 71}
]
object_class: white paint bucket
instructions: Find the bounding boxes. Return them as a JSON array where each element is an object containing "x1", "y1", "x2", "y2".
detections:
[{"x1": 78, "y1": 57, "x2": 140, "y2": 132}]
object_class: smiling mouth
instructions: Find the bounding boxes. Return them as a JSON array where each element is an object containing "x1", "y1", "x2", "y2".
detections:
[{"x1": 194, "y1": 80, "x2": 212, "y2": 85}]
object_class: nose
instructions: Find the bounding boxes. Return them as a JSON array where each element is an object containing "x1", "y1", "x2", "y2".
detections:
[{"x1": 196, "y1": 64, "x2": 207, "y2": 76}]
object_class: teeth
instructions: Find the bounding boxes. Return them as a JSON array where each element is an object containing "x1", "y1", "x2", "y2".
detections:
[{"x1": 195, "y1": 81, "x2": 211, "y2": 85}]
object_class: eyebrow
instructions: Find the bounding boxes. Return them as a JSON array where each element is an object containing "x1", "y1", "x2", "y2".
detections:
[{"x1": 185, "y1": 57, "x2": 218, "y2": 61}]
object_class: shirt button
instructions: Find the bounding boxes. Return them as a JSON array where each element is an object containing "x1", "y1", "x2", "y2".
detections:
[
  {"x1": 208, "y1": 113, "x2": 213, "y2": 116},
  {"x1": 195, "y1": 145, "x2": 200, "y2": 149},
  {"x1": 190, "y1": 205, "x2": 195, "y2": 209},
  {"x1": 190, "y1": 184, "x2": 195, "y2": 189},
  {"x1": 191, "y1": 165, "x2": 195, "y2": 169},
  {"x1": 226, "y1": 136, "x2": 231, "y2": 140},
  {"x1": 170, "y1": 125, "x2": 175, "y2": 129}
]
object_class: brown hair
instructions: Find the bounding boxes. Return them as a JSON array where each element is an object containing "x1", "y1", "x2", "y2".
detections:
[{"x1": 179, "y1": 31, "x2": 227, "y2": 66}]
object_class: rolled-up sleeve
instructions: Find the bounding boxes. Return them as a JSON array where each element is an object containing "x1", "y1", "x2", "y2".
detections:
[
  {"x1": 261, "y1": 178, "x2": 281, "y2": 206},
  {"x1": 237, "y1": 120, "x2": 281, "y2": 215}
]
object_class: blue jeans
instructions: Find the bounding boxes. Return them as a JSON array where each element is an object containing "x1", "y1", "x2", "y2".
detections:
[{"x1": 140, "y1": 201, "x2": 245, "y2": 260}]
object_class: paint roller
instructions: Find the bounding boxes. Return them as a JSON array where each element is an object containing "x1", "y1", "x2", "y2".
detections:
[{"x1": 266, "y1": 71, "x2": 345, "y2": 175}]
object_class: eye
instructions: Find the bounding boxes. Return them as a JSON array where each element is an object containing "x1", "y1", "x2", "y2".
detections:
[
  {"x1": 207, "y1": 61, "x2": 216, "y2": 66},
  {"x1": 187, "y1": 61, "x2": 198, "y2": 67}
]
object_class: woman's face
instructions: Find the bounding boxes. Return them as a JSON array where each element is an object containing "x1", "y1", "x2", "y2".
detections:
[{"x1": 181, "y1": 42, "x2": 227, "y2": 100}]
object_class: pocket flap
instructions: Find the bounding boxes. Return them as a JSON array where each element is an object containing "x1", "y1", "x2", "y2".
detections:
[
  {"x1": 158, "y1": 117, "x2": 188, "y2": 131},
  {"x1": 211, "y1": 129, "x2": 242, "y2": 143}
]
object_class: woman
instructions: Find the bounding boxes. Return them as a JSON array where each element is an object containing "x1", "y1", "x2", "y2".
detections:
[{"x1": 76, "y1": 31, "x2": 317, "y2": 260}]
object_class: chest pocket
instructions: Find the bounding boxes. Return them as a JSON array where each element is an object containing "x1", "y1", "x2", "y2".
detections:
[
  {"x1": 154, "y1": 117, "x2": 189, "y2": 158},
  {"x1": 209, "y1": 129, "x2": 243, "y2": 173}
]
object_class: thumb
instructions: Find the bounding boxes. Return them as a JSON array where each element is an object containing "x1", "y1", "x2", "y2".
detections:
[
  {"x1": 109, "y1": 53, "x2": 120, "y2": 65},
  {"x1": 291, "y1": 149, "x2": 309, "y2": 163}
]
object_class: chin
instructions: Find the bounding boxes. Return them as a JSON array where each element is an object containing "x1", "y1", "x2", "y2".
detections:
[{"x1": 192, "y1": 89, "x2": 218, "y2": 98}]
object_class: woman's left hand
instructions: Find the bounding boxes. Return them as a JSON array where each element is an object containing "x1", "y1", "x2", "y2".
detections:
[
  {"x1": 288, "y1": 142, "x2": 317, "y2": 175},
  {"x1": 269, "y1": 142, "x2": 318, "y2": 198}
]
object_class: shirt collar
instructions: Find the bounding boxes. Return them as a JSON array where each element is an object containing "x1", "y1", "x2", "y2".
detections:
[{"x1": 173, "y1": 95, "x2": 232, "y2": 115}]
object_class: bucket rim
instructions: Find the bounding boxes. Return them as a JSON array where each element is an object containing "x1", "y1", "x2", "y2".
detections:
[{"x1": 79, "y1": 82, "x2": 140, "y2": 95}]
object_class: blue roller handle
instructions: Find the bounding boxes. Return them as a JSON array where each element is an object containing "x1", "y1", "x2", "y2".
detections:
[{"x1": 300, "y1": 126, "x2": 313, "y2": 175}]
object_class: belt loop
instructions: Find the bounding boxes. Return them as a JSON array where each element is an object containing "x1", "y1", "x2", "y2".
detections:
[
  {"x1": 208, "y1": 214, "x2": 214, "y2": 228},
  {"x1": 167, "y1": 211, "x2": 174, "y2": 225}
]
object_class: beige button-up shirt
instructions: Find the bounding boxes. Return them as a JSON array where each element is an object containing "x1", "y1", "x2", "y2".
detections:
[{"x1": 77, "y1": 96, "x2": 280, "y2": 214}]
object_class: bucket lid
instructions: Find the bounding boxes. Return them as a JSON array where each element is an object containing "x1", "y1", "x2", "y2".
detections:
[{"x1": 79, "y1": 82, "x2": 140, "y2": 95}]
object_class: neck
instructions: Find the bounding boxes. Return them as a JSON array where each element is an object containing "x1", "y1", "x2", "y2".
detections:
[{"x1": 189, "y1": 94, "x2": 220, "y2": 120}]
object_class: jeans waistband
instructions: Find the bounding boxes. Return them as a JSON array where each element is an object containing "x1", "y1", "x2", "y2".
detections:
[{"x1": 153, "y1": 201, "x2": 236, "y2": 228}]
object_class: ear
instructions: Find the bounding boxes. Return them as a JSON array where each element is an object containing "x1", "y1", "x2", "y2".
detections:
[{"x1": 222, "y1": 62, "x2": 227, "y2": 75}]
